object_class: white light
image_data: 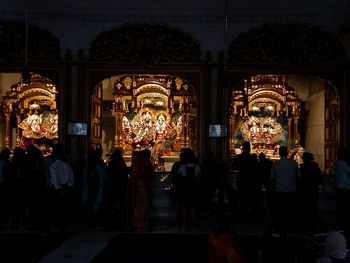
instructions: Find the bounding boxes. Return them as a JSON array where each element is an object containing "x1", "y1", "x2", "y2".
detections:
[
  {"x1": 267, "y1": 106, "x2": 274, "y2": 110},
  {"x1": 252, "y1": 106, "x2": 259, "y2": 111},
  {"x1": 156, "y1": 101, "x2": 164, "y2": 105},
  {"x1": 144, "y1": 99, "x2": 151, "y2": 103}
]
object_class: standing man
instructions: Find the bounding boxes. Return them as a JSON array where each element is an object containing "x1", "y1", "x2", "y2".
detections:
[
  {"x1": 232, "y1": 141, "x2": 259, "y2": 221},
  {"x1": 270, "y1": 146, "x2": 300, "y2": 236}
]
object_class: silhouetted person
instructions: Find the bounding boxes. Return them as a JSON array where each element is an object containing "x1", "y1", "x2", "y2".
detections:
[
  {"x1": 129, "y1": 150, "x2": 153, "y2": 231},
  {"x1": 258, "y1": 152, "x2": 273, "y2": 219},
  {"x1": 7, "y1": 147, "x2": 26, "y2": 230},
  {"x1": 25, "y1": 145, "x2": 45, "y2": 230},
  {"x1": 333, "y1": 147, "x2": 350, "y2": 238},
  {"x1": 270, "y1": 146, "x2": 301, "y2": 235},
  {"x1": 105, "y1": 149, "x2": 128, "y2": 229},
  {"x1": 49, "y1": 143, "x2": 75, "y2": 233},
  {"x1": 0, "y1": 148, "x2": 11, "y2": 229},
  {"x1": 231, "y1": 142, "x2": 259, "y2": 221},
  {"x1": 177, "y1": 148, "x2": 201, "y2": 230},
  {"x1": 82, "y1": 149, "x2": 105, "y2": 229},
  {"x1": 170, "y1": 152, "x2": 185, "y2": 225},
  {"x1": 300, "y1": 152, "x2": 323, "y2": 230}
]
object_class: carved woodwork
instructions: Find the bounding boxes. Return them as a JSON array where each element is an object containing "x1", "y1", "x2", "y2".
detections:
[
  {"x1": 228, "y1": 23, "x2": 345, "y2": 63},
  {"x1": 0, "y1": 20, "x2": 61, "y2": 61},
  {"x1": 89, "y1": 23, "x2": 201, "y2": 63}
]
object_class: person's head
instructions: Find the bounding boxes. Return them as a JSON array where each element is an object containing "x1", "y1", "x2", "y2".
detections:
[
  {"x1": 179, "y1": 152, "x2": 185, "y2": 163},
  {"x1": 13, "y1": 147, "x2": 25, "y2": 159},
  {"x1": 0, "y1": 148, "x2": 11, "y2": 160},
  {"x1": 51, "y1": 143, "x2": 64, "y2": 161},
  {"x1": 302, "y1": 152, "x2": 314, "y2": 163},
  {"x1": 111, "y1": 149, "x2": 123, "y2": 163},
  {"x1": 183, "y1": 148, "x2": 196, "y2": 164},
  {"x1": 242, "y1": 141, "x2": 250, "y2": 153},
  {"x1": 142, "y1": 149, "x2": 151, "y2": 160},
  {"x1": 258, "y1": 152, "x2": 266, "y2": 162},
  {"x1": 279, "y1": 146, "x2": 288, "y2": 157},
  {"x1": 325, "y1": 232, "x2": 347, "y2": 260},
  {"x1": 251, "y1": 153, "x2": 258, "y2": 161}
]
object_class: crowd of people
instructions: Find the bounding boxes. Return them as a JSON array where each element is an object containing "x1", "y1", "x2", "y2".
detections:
[
  {"x1": 0, "y1": 144, "x2": 155, "y2": 233},
  {"x1": 0, "y1": 142, "x2": 349, "y2": 244}
]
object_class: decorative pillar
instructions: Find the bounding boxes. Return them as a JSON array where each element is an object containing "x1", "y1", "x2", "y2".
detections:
[
  {"x1": 4, "y1": 113, "x2": 11, "y2": 149},
  {"x1": 288, "y1": 118, "x2": 293, "y2": 141},
  {"x1": 294, "y1": 116, "x2": 299, "y2": 144},
  {"x1": 181, "y1": 97, "x2": 191, "y2": 150},
  {"x1": 113, "y1": 98, "x2": 124, "y2": 151},
  {"x1": 16, "y1": 113, "x2": 21, "y2": 147},
  {"x1": 229, "y1": 114, "x2": 235, "y2": 157}
]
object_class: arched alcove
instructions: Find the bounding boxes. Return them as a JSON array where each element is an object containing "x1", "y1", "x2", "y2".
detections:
[
  {"x1": 91, "y1": 74, "x2": 198, "y2": 171},
  {"x1": 1, "y1": 73, "x2": 58, "y2": 153}
]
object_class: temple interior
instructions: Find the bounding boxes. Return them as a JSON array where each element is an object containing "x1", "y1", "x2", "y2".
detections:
[{"x1": 0, "y1": 72, "x2": 332, "y2": 172}]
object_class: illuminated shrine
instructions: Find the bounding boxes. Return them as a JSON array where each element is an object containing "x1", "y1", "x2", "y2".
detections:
[
  {"x1": 1, "y1": 73, "x2": 58, "y2": 154},
  {"x1": 230, "y1": 75, "x2": 302, "y2": 160},
  {"x1": 113, "y1": 75, "x2": 192, "y2": 171}
]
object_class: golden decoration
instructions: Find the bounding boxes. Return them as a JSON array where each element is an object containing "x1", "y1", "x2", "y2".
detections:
[{"x1": 1, "y1": 73, "x2": 58, "y2": 149}]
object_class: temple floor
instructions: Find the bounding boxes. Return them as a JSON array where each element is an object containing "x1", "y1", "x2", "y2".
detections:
[{"x1": 0, "y1": 190, "x2": 347, "y2": 263}]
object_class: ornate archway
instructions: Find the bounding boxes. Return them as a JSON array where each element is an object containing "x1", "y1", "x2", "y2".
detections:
[
  {"x1": 110, "y1": 75, "x2": 193, "y2": 170},
  {"x1": 1, "y1": 73, "x2": 58, "y2": 153}
]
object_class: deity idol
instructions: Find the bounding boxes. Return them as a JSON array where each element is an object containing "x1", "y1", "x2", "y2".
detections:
[
  {"x1": 122, "y1": 116, "x2": 134, "y2": 152},
  {"x1": 154, "y1": 114, "x2": 171, "y2": 144},
  {"x1": 19, "y1": 112, "x2": 44, "y2": 138},
  {"x1": 173, "y1": 115, "x2": 183, "y2": 151},
  {"x1": 249, "y1": 117, "x2": 260, "y2": 143},
  {"x1": 44, "y1": 113, "x2": 58, "y2": 139},
  {"x1": 133, "y1": 111, "x2": 154, "y2": 148}
]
